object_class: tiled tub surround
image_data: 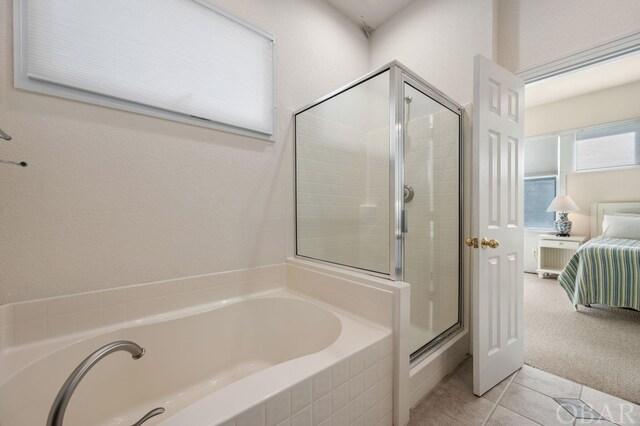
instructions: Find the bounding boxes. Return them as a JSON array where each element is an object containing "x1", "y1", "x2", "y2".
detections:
[
  {"x1": 0, "y1": 264, "x2": 286, "y2": 350},
  {"x1": 0, "y1": 288, "x2": 392, "y2": 425},
  {"x1": 163, "y1": 336, "x2": 394, "y2": 426},
  {"x1": 287, "y1": 258, "x2": 411, "y2": 426}
]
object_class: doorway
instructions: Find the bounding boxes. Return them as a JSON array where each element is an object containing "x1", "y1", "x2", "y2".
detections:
[{"x1": 521, "y1": 50, "x2": 640, "y2": 404}]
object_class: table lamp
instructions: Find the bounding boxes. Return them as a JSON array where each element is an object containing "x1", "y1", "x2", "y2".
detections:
[{"x1": 547, "y1": 195, "x2": 579, "y2": 237}]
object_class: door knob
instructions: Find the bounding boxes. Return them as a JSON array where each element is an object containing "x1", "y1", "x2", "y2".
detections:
[
  {"x1": 465, "y1": 237, "x2": 478, "y2": 248},
  {"x1": 481, "y1": 237, "x2": 499, "y2": 249}
]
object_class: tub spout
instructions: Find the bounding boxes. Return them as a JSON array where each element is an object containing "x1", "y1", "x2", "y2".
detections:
[{"x1": 47, "y1": 340, "x2": 162, "y2": 426}]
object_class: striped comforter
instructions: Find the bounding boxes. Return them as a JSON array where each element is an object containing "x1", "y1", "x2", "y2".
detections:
[{"x1": 558, "y1": 237, "x2": 640, "y2": 310}]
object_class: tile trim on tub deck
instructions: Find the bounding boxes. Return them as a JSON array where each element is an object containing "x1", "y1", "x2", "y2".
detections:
[
  {"x1": 285, "y1": 258, "x2": 398, "y2": 329},
  {"x1": 160, "y1": 335, "x2": 394, "y2": 426}
]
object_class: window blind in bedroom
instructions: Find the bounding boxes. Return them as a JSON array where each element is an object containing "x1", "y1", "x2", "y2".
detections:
[
  {"x1": 15, "y1": 0, "x2": 276, "y2": 140},
  {"x1": 575, "y1": 120, "x2": 640, "y2": 171}
]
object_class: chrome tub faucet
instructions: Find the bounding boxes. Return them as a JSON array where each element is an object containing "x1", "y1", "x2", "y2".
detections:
[{"x1": 47, "y1": 340, "x2": 165, "y2": 426}]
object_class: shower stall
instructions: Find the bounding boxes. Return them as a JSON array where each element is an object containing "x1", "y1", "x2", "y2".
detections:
[{"x1": 294, "y1": 62, "x2": 463, "y2": 360}]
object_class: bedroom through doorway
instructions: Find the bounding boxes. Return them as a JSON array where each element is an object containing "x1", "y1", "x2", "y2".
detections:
[{"x1": 521, "y1": 49, "x2": 640, "y2": 405}]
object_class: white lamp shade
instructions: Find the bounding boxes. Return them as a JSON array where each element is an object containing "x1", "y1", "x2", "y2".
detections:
[{"x1": 547, "y1": 195, "x2": 579, "y2": 212}]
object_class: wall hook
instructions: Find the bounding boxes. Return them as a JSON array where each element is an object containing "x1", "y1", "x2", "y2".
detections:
[
  {"x1": 0, "y1": 127, "x2": 12, "y2": 141},
  {"x1": 0, "y1": 126, "x2": 27, "y2": 167},
  {"x1": 0, "y1": 159, "x2": 27, "y2": 167}
]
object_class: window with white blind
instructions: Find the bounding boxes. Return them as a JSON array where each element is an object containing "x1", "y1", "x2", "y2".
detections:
[
  {"x1": 524, "y1": 136, "x2": 558, "y2": 229},
  {"x1": 575, "y1": 120, "x2": 640, "y2": 171},
  {"x1": 14, "y1": 0, "x2": 275, "y2": 140},
  {"x1": 524, "y1": 136, "x2": 558, "y2": 177}
]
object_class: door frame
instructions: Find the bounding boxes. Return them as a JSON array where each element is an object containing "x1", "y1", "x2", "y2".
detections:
[
  {"x1": 516, "y1": 30, "x2": 640, "y2": 83},
  {"x1": 467, "y1": 29, "x2": 640, "y2": 389}
]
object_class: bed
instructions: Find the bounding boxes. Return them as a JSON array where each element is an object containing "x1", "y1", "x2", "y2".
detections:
[{"x1": 558, "y1": 202, "x2": 640, "y2": 311}]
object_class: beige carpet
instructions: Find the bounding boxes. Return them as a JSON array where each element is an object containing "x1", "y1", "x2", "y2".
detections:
[{"x1": 524, "y1": 273, "x2": 640, "y2": 404}]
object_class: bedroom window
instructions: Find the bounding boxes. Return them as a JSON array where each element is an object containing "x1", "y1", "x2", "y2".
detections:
[
  {"x1": 14, "y1": 0, "x2": 276, "y2": 140},
  {"x1": 575, "y1": 120, "x2": 640, "y2": 171},
  {"x1": 524, "y1": 136, "x2": 559, "y2": 229},
  {"x1": 524, "y1": 177, "x2": 557, "y2": 229}
]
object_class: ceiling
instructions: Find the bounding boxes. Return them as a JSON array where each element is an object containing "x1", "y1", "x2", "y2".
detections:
[
  {"x1": 323, "y1": 0, "x2": 416, "y2": 29},
  {"x1": 321, "y1": 1, "x2": 640, "y2": 107},
  {"x1": 525, "y1": 52, "x2": 640, "y2": 108}
]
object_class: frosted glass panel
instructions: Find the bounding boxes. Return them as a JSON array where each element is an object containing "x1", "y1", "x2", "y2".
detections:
[
  {"x1": 403, "y1": 83, "x2": 460, "y2": 355},
  {"x1": 295, "y1": 72, "x2": 390, "y2": 274},
  {"x1": 24, "y1": 0, "x2": 274, "y2": 136}
]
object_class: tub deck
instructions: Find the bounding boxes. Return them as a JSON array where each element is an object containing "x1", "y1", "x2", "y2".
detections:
[{"x1": 0, "y1": 289, "x2": 391, "y2": 426}]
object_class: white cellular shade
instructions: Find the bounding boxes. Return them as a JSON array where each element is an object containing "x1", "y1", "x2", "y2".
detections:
[
  {"x1": 575, "y1": 121, "x2": 640, "y2": 171},
  {"x1": 23, "y1": 0, "x2": 275, "y2": 137},
  {"x1": 524, "y1": 136, "x2": 558, "y2": 177}
]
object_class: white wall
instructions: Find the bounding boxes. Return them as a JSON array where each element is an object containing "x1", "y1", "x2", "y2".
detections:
[
  {"x1": 0, "y1": 0, "x2": 369, "y2": 304},
  {"x1": 6, "y1": 0, "x2": 640, "y2": 305},
  {"x1": 369, "y1": 0, "x2": 495, "y2": 105},
  {"x1": 497, "y1": 0, "x2": 640, "y2": 72},
  {"x1": 526, "y1": 80, "x2": 640, "y2": 137},
  {"x1": 566, "y1": 168, "x2": 640, "y2": 239}
]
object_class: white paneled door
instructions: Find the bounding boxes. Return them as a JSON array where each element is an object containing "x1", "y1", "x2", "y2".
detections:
[{"x1": 471, "y1": 55, "x2": 525, "y2": 396}]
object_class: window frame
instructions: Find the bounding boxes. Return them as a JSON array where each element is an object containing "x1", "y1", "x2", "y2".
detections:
[{"x1": 12, "y1": 0, "x2": 277, "y2": 141}]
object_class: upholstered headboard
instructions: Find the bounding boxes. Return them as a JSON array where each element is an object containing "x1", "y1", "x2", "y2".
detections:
[{"x1": 591, "y1": 202, "x2": 640, "y2": 237}]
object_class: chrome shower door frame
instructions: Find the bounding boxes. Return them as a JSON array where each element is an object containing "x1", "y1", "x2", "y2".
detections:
[
  {"x1": 293, "y1": 63, "x2": 465, "y2": 348},
  {"x1": 395, "y1": 68, "x2": 465, "y2": 362}
]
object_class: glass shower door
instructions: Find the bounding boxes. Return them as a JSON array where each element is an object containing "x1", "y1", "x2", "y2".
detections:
[{"x1": 403, "y1": 82, "x2": 461, "y2": 358}]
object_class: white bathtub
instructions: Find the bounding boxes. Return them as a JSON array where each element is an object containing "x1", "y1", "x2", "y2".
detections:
[{"x1": 0, "y1": 289, "x2": 392, "y2": 426}]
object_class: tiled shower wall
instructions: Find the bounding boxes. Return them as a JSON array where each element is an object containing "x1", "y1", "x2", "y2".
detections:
[
  {"x1": 404, "y1": 110, "x2": 460, "y2": 349},
  {"x1": 297, "y1": 113, "x2": 365, "y2": 267},
  {"x1": 296, "y1": 112, "x2": 389, "y2": 274},
  {"x1": 358, "y1": 127, "x2": 390, "y2": 272},
  {"x1": 297, "y1": 101, "x2": 460, "y2": 353},
  {"x1": 222, "y1": 335, "x2": 393, "y2": 426}
]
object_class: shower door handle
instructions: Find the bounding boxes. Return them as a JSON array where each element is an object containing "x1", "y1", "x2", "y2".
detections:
[{"x1": 401, "y1": 210, "x2": 408, "y2": 233}]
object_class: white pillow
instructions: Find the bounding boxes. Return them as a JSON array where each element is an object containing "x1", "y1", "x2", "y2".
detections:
[{"x1": 602, "y1": 215, "x2": 640, "y2": 240}]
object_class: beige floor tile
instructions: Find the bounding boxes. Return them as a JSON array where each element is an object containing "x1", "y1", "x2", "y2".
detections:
[
  {"x1": 426, "y1": 381, "x2": 496, "y2": 426},
  {"x1": 574, "y1": 420, "x2": 616, "y2": 425},
  {"x1": 514, "y1": 365, "x2": 582, "y2": 398},
  {"x1": 485, "y1": 405, "x2": 540, "y2": 426},
  {"x1": 445, "y1": 357, "x2": 473, "y2": 393},
  {"x1": 500, "y1": 383, "x2": 574, "y2": 426},
  {"x1": 409, "y1": 404, "x2": 465, "y2": 426},
  {"x1": 443, "y1": 356, "x2": 515, "y2": 404},
  {"x1": 483, "y1": 372, "x2": 517, "y2": 403},
  {"x1": 581, "y1": 386, "x2": 640, "y2": 425}
]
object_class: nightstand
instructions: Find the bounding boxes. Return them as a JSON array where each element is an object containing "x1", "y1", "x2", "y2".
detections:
[{"x1": 537, "y1": 235, "x2": 586, "y2": 278}]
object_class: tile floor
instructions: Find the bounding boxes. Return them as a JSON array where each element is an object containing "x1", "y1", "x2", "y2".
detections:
[{"x1": 410, "y1": 357, "x2": 640, "y2": 425}]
